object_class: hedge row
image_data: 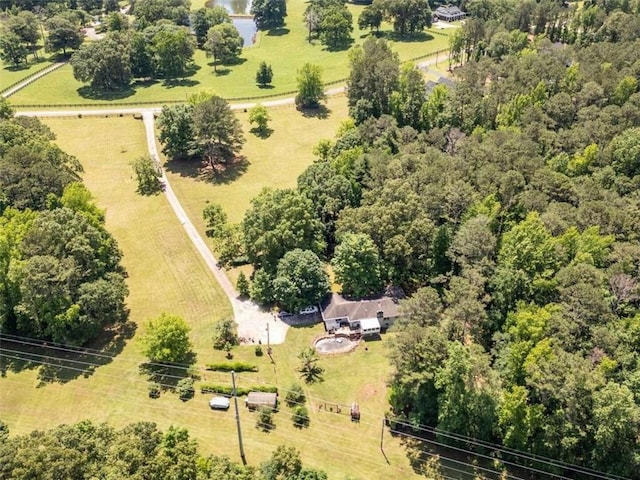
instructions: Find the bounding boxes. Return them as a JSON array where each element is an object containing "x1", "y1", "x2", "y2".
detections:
[
  {"x1": 206, "y1": 362, "x2": 259, "y2": 373},
  {"x1": 200, "y1": 383, "x2": 277, "y2": 396}
]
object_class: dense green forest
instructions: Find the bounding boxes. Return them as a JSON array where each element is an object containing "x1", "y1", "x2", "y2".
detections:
[
  {"x1": 0, "y1": 420, "x2": 328, "y2": 480},
  {"x1": 0, "y1": 102, "x2": 129, "y2": 346}
]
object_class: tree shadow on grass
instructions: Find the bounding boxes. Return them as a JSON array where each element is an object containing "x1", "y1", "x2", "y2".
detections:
[
  {"x1": 139, "y1": 352, "x2": 198, "y2": 391},
  {"x1": 164, "y1": 156, "x2": 250, "y2": 184},
  {"x1": 266, "y1": 27, "x2": 289, "y2": 36},
  {"x1": 0, "y1": 321, "x2": 137, "y2": 386},
  {"x1": 385, "y1": 31, "x2": 434, "y2": 43},
  {"x1": 322, "y1": 37, "x2": 354, "y2": 52},
  {"x1": 77, "y1": 85, "x2": 136, "y2": 100},
  {"x1": 298, "y1": 104, "x2": 331, "y2": 119},
  {"x1": 163, "y1": 78, "x2": 199, "y2": 88},
  {"x1": 257, "y1": 84, "x2": 275, "y2": 90},
  {"x1": 250, "y1": 126, "x2": 274, "y2": 139}
]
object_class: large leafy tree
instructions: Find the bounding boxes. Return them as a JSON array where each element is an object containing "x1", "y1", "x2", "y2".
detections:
[
  {"x1": 45, "y1": 16, "x2": 83, "y2": 55},
  {"x1": 206, "y1": 23, "x2": 243, "y2": 71},
  {"x1": 297, "y1": 161, "x2": 357, "y2": 247},
  {"x1": 71, "y1": 33, "x2": 132, "y2": 90},
  {"x1": 242, "y1": 188, "x2": 325, "y2": 272},
  {"x1": 0, "y1": 32, "x2": 29, "y2": 66},
  {"x1": 251, "y1": 0, "x2": 287, "y2": 30},
  {"x1": 331, "y1": 232, "x2": 382, "y2": 298},
  {"x1": 319, "y1": 4, "x2": 352, "y2": 49},
  {"x1": 140, "y1": 313, "x2": 192, "y2": 363},
  {"x1": 191, "y1": 95, "x2": 245, "y2": 170},
  {"x1": 13, "y1": 207, "x2": 126, "y2": 344},
  {"x1": 157, "y1": 103, "x2": 196, "y2": 160},
  {"x1": 384, "y1": 0, "x2": 432, "y2": 35},
  {"x1": 273, "y1": 248, "x2": 329, "y2": 311},
  {"x1": 295, "y1": 63, "x2": 326, "y2": 109},
  {"x1": 347, "y1": 38, "x2": 400, "y2": 121},
  {"x1": 191, "y1": 6, "x2": 230, "y2": 47},
  {"x1": 150, "y1": 25, "x2": 195, "y2": 79}
]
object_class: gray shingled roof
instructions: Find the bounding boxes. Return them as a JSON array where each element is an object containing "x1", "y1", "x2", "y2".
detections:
[{"x1": 321, "y1": 293, "x2": 399, "y2": 321}]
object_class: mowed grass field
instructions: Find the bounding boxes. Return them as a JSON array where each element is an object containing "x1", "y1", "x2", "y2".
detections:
[
  {"x1": 0, "y1": 115, "x2": 423, "y2": 478},
  {"x1": 165, "y1": 94, "x2": 350, "y2": 285},
  {"x1": 0, "y1": 54, "x2": 55, "y2": 92},
  {"x1": 8, "y1": 0, "x2": 455, "y2": 106}
]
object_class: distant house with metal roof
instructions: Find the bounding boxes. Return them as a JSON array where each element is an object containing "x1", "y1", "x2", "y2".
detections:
[
  {"x1": 434, "y1": 5, "x2": 467, "y2": 22},
  {"x1": 320, "y1": 293, "x2": 400, "y2": 335}
]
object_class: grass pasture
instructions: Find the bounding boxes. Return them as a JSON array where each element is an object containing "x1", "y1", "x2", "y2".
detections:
[
  {"x1": 0, "y1": 115, "x2": 423, "y2": 478},
  {"x1": 0, "y1": 54, "x2": 55, "y2": 93},
  {"x1": 8, "y1": 0, "x2": 455, "y2": 106}
]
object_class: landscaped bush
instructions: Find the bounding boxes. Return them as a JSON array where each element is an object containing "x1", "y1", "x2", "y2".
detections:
[
  {"x1": 292, "y1": 405, "x2": 310, "y2": 428},
  {"x1": 205, "y1": 362, "x2": 258, "y2": 373},
  {"x1": 285, "y1": 383, "x2": 306, "y2": 407},
  {"x1": 255, "y1": 345, "x2": 263, "y2": 356},
  {"x1": 256, "y1": 406, "x2": 274, "y2": 431},
  {"x1": 199, "y1": 383, "x2": 277, "y2": 396},
  {"x1": 177, "y1": 377, "x2": 195, "y2": 401},
  {"x1": 148, "y1": 383, "x2": 161, "y2": 399}
]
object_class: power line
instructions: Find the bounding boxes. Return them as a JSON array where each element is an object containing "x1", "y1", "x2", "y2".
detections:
[{"x1": 1, "y1": 334, "x2": 628, "y2": 480}]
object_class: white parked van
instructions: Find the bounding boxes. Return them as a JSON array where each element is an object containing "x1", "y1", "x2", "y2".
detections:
[{"x1": 208, "y1": 396, "x2": 230, "y2": 410}]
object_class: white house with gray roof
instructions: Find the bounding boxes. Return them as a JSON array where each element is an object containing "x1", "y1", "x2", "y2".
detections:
[{"x1": 320, "y1": 293, "x2": 400, "y2": 335}]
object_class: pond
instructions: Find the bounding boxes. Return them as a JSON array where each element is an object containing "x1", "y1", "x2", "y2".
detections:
[
  {"x1": 206, "y1": 0, "x2": 252, "y2": 15},
  {"x1": 233, "y1": 17, "x2": 257, "y2": 47}
]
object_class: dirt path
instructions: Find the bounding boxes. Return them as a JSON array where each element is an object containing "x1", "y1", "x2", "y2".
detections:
[{"x1": 141, "y1": 111, "x2": 289, "y2": 344}]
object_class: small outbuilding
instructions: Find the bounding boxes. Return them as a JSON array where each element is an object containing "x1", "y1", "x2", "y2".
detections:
[{"x1": 245, "y1": 391, "x2": 278, "y2": 410}]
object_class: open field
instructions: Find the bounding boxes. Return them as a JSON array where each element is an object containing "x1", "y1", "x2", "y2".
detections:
[
  {"x1": 165, "y1": 94, "x2": 350, "y2": 285},
  {"x1": 0, "y1": 116, "x2": 423, "y2": 478},
  {"x1": 0, "y1": 55, "x2": 55, "y2": 93},
  {"x1": 8, "y1": 0, "x2": 455, "y2": 106}
]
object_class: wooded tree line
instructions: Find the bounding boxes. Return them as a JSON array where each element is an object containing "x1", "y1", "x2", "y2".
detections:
[
  {"x1": 0, "y1": 102, "x2": 128, "y2": 346},
  {"x1": 189, "y1": 2, "x2": 640, "y2": 476},
  {"x1": 0, "y1": 420, "x2": 328, "y2": 480}
]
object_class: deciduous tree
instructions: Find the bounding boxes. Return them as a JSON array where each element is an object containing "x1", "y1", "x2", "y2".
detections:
[
  {"x1": 331, "y1": 232, "x2": 382, "y2": 298},
  {"x1": 295, "y1": 63, "x2": 326, "y2": 109},
  {"x1": 206, "y1": 23, "x2": 243, "y2": 71},
  {"x1": 251, "y1": 0, "x2": 287, "y2": 30},
  {"x1": 273, "y1": 248, "x2": 329, "y2": 312},
  {"x1": 140, "y1": 313, "x2": 193, "y2": 363}
]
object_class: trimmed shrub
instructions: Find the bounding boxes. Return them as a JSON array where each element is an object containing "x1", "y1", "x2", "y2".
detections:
[
  {"x1": 199, "y1": 383, "x2": 277, "y2": 396},
  {"x1": 256, "y1": 406, "x2": 274, "y2": 431},
  {"x1": 177, "y1": 377, "x2": 195, "y2": 401},
  {"x1": 255, "y1": 345, "x2": 263, "y2": 356},
  {"x1": 148, "y1": 383, "x2": 161, "y2": 399},
  {"x1": 285, "y1": 383, "x2": 306, "y2": 407},
  {"x1": 292, "y1": 405, "x2": 310, "y2": 428},
  {"x1": 206, "y1": 362, "x2": 258, "y2": 373}
]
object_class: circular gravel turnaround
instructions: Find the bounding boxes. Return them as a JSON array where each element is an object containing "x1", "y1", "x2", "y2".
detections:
[{"x1": 315, "y1": 335, "x2": 358, "y2": 354}]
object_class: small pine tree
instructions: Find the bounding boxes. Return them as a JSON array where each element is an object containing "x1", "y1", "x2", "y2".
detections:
[
  {"x1": 237, "y1": 271, "x2": 250, "y2": 297},
  {"x1": 256, "y1": 61, "x2": 273, "y2": 87}
]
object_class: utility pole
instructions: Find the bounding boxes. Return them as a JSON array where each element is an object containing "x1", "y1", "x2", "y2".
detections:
[
  {"x1": 231, "y1": 371, "x2": 246, "y2": 465},
  {"x1": 266, "y1": 322, "x2": 272, "y2": 357},
  {"x1": 380, "y1": 417, "x2": 385, "y2": 452}
]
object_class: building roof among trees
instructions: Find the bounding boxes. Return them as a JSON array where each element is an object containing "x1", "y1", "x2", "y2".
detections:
[
  {"x1": 321, "y1": 293, "x2": 400, "y2": 321},
  {"x1": 434, "y1": 6, "x2": 467, "y2": 19}
]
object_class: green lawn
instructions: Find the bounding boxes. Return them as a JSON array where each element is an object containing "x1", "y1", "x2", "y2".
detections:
[
  {"x1": 8, "y1": 0, "x2": 454, "y2": 106},
  {"x1": 0, "y1": 115, "x2": 423, "y2": 478},
  {"x1": 0, "y1": 53, "x2": 55, "y2": 93}
]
